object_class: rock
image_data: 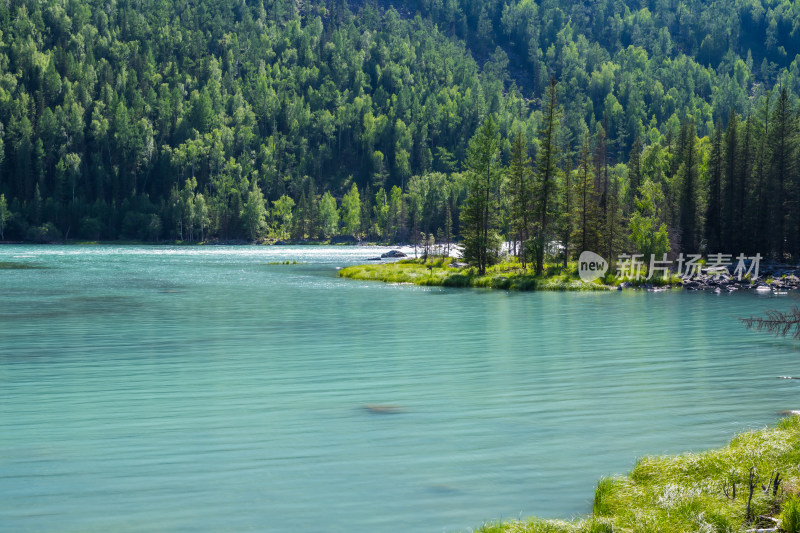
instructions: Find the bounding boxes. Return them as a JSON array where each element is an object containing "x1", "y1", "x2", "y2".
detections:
[
  {"x1": 449, "y1": 262, "x2": 468, "y2": 268},
  {"x1": 381, "y1": 250, "x2": 407, "y2": 258},
  {"x1": 367, "y1": 257, "x2": 382, "y2": 261},
  {"x1": 620, "y1": 281, "x2": 633, "y2": 289}
]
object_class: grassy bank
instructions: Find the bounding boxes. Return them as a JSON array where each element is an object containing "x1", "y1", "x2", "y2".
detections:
[
  {"x1": 339, "y1": 257, "x2": 622, "y2": 291},
  {"x1": 477, "y1": 415, "x2": 800, "y2": 533}
]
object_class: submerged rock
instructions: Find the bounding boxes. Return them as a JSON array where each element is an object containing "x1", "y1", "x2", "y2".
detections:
[{"x1": 363, "y1": 404, "x2": 405, "y2": 415}]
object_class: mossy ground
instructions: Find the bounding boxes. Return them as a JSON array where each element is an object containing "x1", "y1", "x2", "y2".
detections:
[{"x1": 476, "y1": 415, "x2": 800, "y2": 533}]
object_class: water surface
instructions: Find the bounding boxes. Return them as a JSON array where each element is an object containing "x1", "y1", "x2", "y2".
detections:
[{"x1": 2, "y1": 245, "x2": 799, "y2": 532}]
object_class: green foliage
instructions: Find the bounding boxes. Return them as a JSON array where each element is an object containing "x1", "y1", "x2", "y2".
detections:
[
  {"x1": 341, "y1": 183, "x2": 362, "y2": 238},
  {"x1": 783, "y1": 496, "x2": 800, "y2": 533},
  {"x1": 242, "y1": 185, "x2": 268, "y2": 240},
  {"x1": 271, "y1": 194, "x2": 294, "y2": 240},
  {"x1": 592, "y1": 478, "x2": 616, "y2": 516},
  {"x1": 318, "y1": 192, "x2": 340, "y2": 239},
  {"x1": 0, "y1": 0, "x2": 799, "y2": 256},
  {"x1": 629, "y1": 179, "x2": 670, "y2": 272},
  {"x1": 340, "y1": 258, "x2": 611, "y2": 291},
  {"x1": 0, "y1": 194, "x2": 11, "y2": 240},
  {"x1": 461, "y1": 117, "x2": 503, "y2": 274}
]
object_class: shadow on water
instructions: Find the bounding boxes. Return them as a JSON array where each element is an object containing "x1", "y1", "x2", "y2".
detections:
[
  {"x1": 0, "y1": 261, "x2": 48, "y2": 269},
  {"x1": 0, "y1": 295, "x2": 144, "y2": 320}
]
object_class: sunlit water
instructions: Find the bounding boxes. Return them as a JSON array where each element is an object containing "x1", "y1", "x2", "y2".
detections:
[{"x1": 2, "y1": 245, "x2": 799, "y2": 532}]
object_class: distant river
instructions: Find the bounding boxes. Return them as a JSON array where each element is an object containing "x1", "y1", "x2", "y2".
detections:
[{"x1": 2, "y1": 245, "x2": 799, "y2": 532}]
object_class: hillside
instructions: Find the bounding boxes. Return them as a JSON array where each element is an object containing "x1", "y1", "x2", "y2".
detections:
[{"x1": 0, "y1": 0, "x2": 799, "y2": 259}]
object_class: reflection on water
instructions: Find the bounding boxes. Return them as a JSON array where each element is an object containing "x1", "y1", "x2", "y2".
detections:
[{"x1": 1, "y1": 245, "x2": 799, "y2": 532}]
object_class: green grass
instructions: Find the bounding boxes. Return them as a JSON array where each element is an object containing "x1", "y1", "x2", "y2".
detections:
[
  {"x1": 475, "y1": 415, "x2": 800, "y2": 533},
  {"x1": 338, "y1": 258, "x2": 612, "y2": 291}
]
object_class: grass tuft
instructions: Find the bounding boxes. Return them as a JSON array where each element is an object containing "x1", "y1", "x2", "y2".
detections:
[{"x1": 784, "y1": 496, "x2": 800, "y2": 533}]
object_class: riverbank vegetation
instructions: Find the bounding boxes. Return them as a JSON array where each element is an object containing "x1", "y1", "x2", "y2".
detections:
[
  {"x1": 1, "y1": 0, "x2": 800, "y2": 272},
  {"x1": 478, "y1": 415, "x2": 800, "y2": 533},
  {"x1": 339, "y1": 256, "x2": 680, "y2": 290}
]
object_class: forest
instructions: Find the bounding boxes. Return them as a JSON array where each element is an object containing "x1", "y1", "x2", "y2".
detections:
[{"x1": 1, "y1": 0, "x2": 800, "y2": 264}]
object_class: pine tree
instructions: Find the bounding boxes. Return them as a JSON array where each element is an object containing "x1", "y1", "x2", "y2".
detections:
[
  {"x1": 751, "y1": 94, "x2": 772, "y2": 256},
  {"x1": 678, "y1": 120, "x2": 699, "y2": 253},
  {"x1": 627, "y1": 135, "x2": 643, "y2": 212},
  {"x1": 574, "y1": 139, "x2": 598, "y2": 255},
  {"x1": 722, "y1": 111, "x2": 739, "y2": 252},
  {"x1": 461, "y1": 116, "x2": 502, "y2": 275},
  {"x1": 559, "y1": 155, "x2": 574, "y2": 267},
  {"x1": 533, "y1": 79, "x2": 561, "y2": 276},
  {"x1": 737, "y1": 114, "x2": 753, "y2": 253},
  {"x1": 506, "y1": 130, "x2": 533, "y2": 268},
  {"x1": 706, "y1": 120, "x2": 723, "y2": 252},
  {"x1": 768, "y1": 88, "x2": 797, "y2": 259}
]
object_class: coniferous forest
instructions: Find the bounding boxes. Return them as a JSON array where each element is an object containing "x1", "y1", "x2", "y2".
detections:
[{"x1": 2, "y1": 0, "x2": 800, "y2": 263}]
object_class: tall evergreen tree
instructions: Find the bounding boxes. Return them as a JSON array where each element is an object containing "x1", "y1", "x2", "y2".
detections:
[
  {"x1": 678, "y1": 120, "x2": 699, "y2": 253},
  {"x1": 627, "y1": 135, "x2": 643, "y2": 212},
  {"x1": 461, "y1": 116, "x2": 502, "y2": 275},
  {"x1": 533, "y1": 79, "x2": 561, "y2": 276},
  {"x1": 706, "y1": 120, "x2": 723, "y2": 252},
  {"x1": 575, "y1": 139, "x2": 598, "y2": 254},
  {"x1": 768, "y1": 88, "x2": 797, "y2": 259},
  {"x1": 506, "y1": 130, "x2": 533, "y2": 268},
  {"x1": 722, "y1": 111, "x2": 739, "y2": 252}
]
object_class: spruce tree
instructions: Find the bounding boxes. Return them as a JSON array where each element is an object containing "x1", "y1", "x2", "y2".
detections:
[
  {"x1": 506, "y1": 130, "x2": 533, "y2": 268},
  {"x1": 461, "y1": 116, "x2": 502, "y2": 275},
  {"x1": 721, "y1": 111, "x2": 739, "y2": 251},
  {"x1": 575, "y1": 139, "x2": 598, "y2": 255},
  {"x1": 533, "y1": 79, "x2": 561, "y2": 276},
  {"x1": 706, "y1": 120, "x2": 723, "y2": 252},
  {"x1": 768, "y1": 88, "x2": 797, "y2": 259},
  {"x1": 678, "y1": 120, "x2": 699, "y2": 253}
]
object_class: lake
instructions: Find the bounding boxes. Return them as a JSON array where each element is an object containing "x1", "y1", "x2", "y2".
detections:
[{"x1": 1, "y1": 245, "x2": 798, "y2": 532}]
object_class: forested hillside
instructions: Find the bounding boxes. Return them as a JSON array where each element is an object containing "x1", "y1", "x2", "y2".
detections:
[{"x1": 1, "y1": 0, "x2": 800, "y2": 262}]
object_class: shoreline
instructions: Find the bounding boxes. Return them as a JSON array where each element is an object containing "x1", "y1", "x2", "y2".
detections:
[
  {"x1": 478, "y1": 414, "x2": 800, "y2": 532},
  {"x1": 340, "y1": 258, "x2": 800, "y2": 293}
]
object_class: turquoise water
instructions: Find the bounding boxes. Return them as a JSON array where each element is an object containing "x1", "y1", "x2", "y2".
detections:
[{"x1": 1, "y1": 245, "x2": 799, "y2": 532}]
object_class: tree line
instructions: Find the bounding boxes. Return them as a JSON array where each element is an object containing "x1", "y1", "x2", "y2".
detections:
[{"x1": 0, "y1": 0, "x2": 799, "y2": 264}]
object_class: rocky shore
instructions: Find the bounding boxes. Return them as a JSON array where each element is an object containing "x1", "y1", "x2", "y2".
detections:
[{"x1": 620, "y1": 263, "x2": 800, "y2": 293}]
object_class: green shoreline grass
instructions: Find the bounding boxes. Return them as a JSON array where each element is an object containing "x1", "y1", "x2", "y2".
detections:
[
  {"x1": 477, "y1": 415, "x2": 800, "y2": 533},
  {"x1": 339, "y1": 257, "x2": 618, "y2": 291}
]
